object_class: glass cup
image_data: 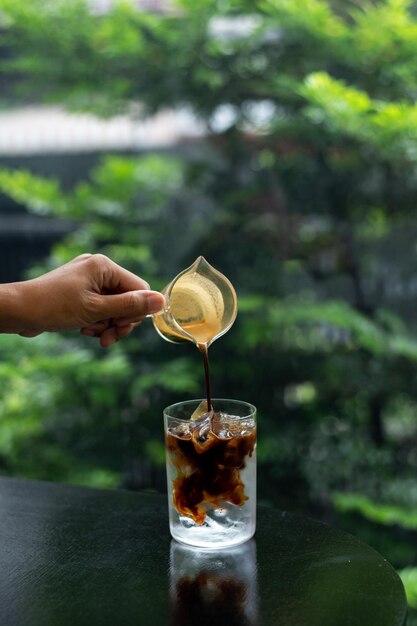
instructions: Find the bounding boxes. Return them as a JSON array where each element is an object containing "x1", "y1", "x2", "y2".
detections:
[
  {"x1": 164, "y1": 398, "x2": 257, "y2": 548},
  {"x1": 152, "y1": 256, "x2": 238, "y2": 347}
]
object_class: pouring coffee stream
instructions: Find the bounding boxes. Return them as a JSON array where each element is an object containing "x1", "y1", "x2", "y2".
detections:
[
  {"x1": 152, "y1": 256, "x2": 238, "y2": 410},
  {"x1": 198, "y1": 343, "x2": 212, "y2": 411}
]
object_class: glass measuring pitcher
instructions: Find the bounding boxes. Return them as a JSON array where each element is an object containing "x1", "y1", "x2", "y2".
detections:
[{"x1": 152, "y1": 256, "x2": 237, "y2": 347}]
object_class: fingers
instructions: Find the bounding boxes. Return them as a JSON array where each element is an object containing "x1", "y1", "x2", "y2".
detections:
[
  {"x1": 88, "y1": 254, "x2": 151, "y2": 292},
  {"x1": 99, "y1": 324, "x2": 135, "y2": 348},
  {"x1": 69, "y1": 253, "x2": 93, "y2": 264},
  {"x1": 96, "y1": 290, "x2": 165, "y2": 320},
  {"x1": 84, "y1": 315, "x2": 146, "y2": 331},
  {"x1": 80, "y1": 320, "x2": 112, "y2": 336},
  {"x1": 108, "y1": 259, "x2": 151, "y2": 292},
  {"x1": 113, "y1": 315, "x2": 146, "y2": 327},
  {"x1": 19, "y1": 329, "x2": 43, "y2": 338},
  {"x1": 80, "y1": 288, "x2": 165, "y2": 348},
  {"x1": 36, "y1": 254, "x2": 163, "y2": 346},
  {"x1": 80, "y1": 322, "x2": 139, "y2": 347},
  {"x1": 81, "y1": 318, "x2": 142, "y2": 336}
]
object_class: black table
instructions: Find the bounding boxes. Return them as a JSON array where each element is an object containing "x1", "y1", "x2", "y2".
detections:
[{"x1": 0, "y1": 477, "x2": 407, "y2": 626}]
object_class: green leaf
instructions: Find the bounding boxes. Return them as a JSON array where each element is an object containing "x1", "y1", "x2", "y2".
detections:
[
  {"x1": 333, "y1": 492, "x2": 417, "y2": 531},
  {"x1": 0, "y1": 169, "x2": 66, "y2": 215},
  {"x1": 398, "y1": 567, "x2": 417, "y2": 609}
]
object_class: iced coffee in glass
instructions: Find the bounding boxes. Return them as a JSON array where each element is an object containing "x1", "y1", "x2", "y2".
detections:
[{"x1": 164, "y1": 399, "x2": 256, "y2": 548}]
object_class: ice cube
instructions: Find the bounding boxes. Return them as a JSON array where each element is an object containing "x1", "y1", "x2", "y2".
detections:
[
  {"x1": 212, "y1": 413, "x2": 242, "y2": 439},
  {"x1": 190, "y1": 413, "x2": 211, "y2": 436},
  {"x1": 190, "y1": 400, "x2": 211, "y2": 421},
  {"x1": 190, "y1": 412, "x2": 217, "y2": 453},
  {"x1": 167, "y1": 421, "x2": 192, "y2": 439},
  {"x1": 176, "y1": 422, "x2": 192, "y2": 439}
]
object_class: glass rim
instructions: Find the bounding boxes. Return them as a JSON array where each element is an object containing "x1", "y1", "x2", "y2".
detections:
[{"x1": 163, "y1": 398, "x2": 256, "y2": 421}]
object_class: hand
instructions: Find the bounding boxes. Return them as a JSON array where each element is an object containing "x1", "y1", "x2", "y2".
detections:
[{"x1": 0, "y1": 254, "x2": 165, "y2": 347}]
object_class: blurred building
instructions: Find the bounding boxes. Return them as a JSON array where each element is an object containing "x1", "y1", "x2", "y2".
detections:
[
  {"x1": 0, "y1": 107, "x2": 203, "y2": 157},
  {"x1": 87, "y1": 0, "x2": 175, "y2": 14},
  {"x1": 0, "y1": 103, "x2": 204, "y2": 281}
]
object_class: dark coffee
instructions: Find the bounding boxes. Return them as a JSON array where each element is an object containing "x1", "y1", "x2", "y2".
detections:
[
  {"x1": 166, "y1": 413, "x2": 256, "y2": 525},
  {"x1": 197, "y1": 342, "x2": 212, "y2": 411}
]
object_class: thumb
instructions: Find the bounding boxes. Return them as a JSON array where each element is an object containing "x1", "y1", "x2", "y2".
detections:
[{"x1": 97, "y1": 290, "x2": 165, "y2": 320}]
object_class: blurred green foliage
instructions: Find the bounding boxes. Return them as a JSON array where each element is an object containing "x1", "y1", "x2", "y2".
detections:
[{"x1": 1, "y1": 0, "x2": 417, "y2": 611}]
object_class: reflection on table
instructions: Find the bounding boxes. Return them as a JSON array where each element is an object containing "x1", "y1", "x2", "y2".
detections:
[{"x1": 169, "y1": 539, "x2": 258, "y2": 626}]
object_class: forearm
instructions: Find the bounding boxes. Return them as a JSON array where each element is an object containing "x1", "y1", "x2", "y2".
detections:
[{"x1": 0, "y1": 281, "x2": 31, "y2": 333}]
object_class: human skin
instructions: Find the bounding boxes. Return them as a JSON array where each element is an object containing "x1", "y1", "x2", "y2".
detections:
[{"x1": 0, "y1": 253, "x2": 165, "y2": 347}]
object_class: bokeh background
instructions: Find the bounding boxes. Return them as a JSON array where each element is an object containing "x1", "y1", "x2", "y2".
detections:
[{"x1": 1, "y1": 0, "x2": 417, "y2": 618}]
